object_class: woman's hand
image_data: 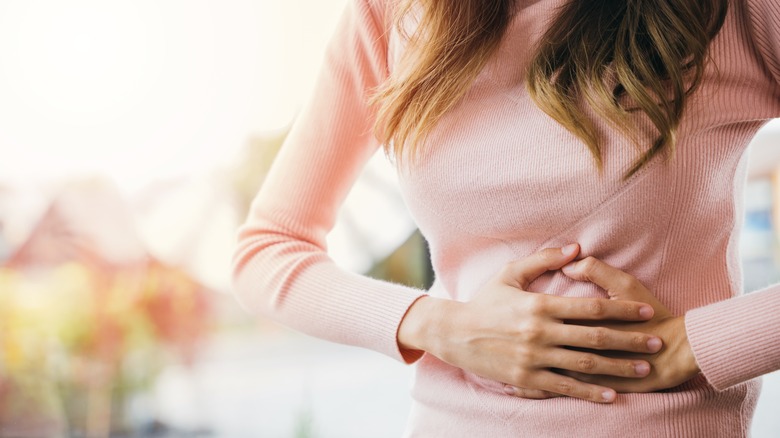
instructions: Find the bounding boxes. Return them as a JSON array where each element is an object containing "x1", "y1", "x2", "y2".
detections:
[
  {"x1": 557, "y1": 257, "x2": 701, "y2": 392},
  {"x1": 398, "y1": 244, "x2": 664, "y2": 403}
]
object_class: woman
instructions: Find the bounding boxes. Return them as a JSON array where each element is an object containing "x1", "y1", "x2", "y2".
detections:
[{"x1": 232, "y1": 0, "x2": 780, "y2": 436}]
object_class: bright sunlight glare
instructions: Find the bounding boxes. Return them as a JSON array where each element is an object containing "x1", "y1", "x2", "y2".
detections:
[{"x1": 0, "y1": 0, "x2": 347, "y2": 192}]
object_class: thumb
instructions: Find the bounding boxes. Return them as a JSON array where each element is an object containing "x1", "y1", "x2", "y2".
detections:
[{"x1": 504, "y1": 244, "x2": 580, "y2": 289}]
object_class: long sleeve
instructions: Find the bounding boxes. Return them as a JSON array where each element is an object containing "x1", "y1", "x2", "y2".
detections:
[
  {"x1": 685, "y1": 287, "x2": 780, "y2": 390},
  {"x1": 745, "y1": 0, "x2": 780, "y2": 87},
  {"x1": 683, "y1": 0, "x2": 780, "y2": 391},
  {"x1": 231, "y1": 0, "x2": 426, "y2": 363}
]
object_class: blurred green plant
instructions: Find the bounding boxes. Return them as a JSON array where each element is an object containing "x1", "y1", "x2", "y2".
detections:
[
  {"x1": 294, "y1": 406, "x2": 314, "y2": 438},
  {"x1": 0, "y1": 260, "x2": 211, "y2": 437}
]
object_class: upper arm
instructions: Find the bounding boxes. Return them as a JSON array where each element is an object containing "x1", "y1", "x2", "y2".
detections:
[
  {"x1": 244, "y1": 0, "x2": 391, "y2": 250},
  {"x1": 230, "y1": 0, "x2": 427, "y2": 363}
]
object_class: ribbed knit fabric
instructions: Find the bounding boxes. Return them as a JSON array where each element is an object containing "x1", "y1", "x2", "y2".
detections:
[{"x1": 231, "y1": 0, "x2": 780, "y2": 436}]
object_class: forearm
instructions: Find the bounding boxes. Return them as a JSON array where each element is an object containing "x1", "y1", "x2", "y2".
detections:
[{"x1": 233, "y1": 215, "x2": 427, "y2": 361}]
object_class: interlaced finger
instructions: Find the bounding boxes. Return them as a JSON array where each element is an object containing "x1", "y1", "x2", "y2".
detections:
[
  {"x1": 545, "y1": 349, "x2": 651, "y2": 378},
  {"x1": 551, "y1": 324, "x2": 663, "y2": 353},
  {"x1": 531, "y1": 370, "x2": 616, "y2": 403},
  {"x1": 503, "y1": 246, "x2": 579, "y2": 289},
  {"x1": 541, "y1": 295, "x2": 654, "y2": 321}
]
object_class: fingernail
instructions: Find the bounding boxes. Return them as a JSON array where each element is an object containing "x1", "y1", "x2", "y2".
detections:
[
  {"x1": 647, "y1": 337, "x2": 662, "y2": 352},
  {"x1": 562, "y1": 262, "x2": 577, "y2": 274},
  {"x1": 561, "y1": 244, "x2": 578, "y2": 256},
  {"x1": 503, "y1": 385, "x2": 516, "y2": 396},
  {"x1": 602, "y1": 390, "x2": 615, "y2": 402},
  {"x1": 635, "y1": 363, "x2": 650, "y2": 376},
  {"x1": 639, "y1": 306, "x2": 654, "y2": 319}
]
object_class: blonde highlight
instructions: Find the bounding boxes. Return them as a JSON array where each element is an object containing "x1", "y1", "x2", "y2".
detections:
[
  {"x1": 372, "y1": 0, "x2": 512, "y2": 164},
  {"x1": 373, "y1": 0, "x2": 728, "y2": 179}
]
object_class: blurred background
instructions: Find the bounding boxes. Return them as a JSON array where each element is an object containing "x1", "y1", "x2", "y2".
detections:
[{"x1": 0, "y1": 0, "x2": 777, "y2": 437}]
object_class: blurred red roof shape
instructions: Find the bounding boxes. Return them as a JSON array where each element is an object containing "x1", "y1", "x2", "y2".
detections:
[{"x1": 6, "y1": 178, "x2": 147, "y2": 270}]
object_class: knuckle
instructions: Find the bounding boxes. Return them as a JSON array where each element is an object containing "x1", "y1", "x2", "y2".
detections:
[
  {"x1": 538, "y1": 248, "x2": 557, "y2": 263},
  {"x1": 522, "y1": 323, "x2": 545, "y2": 343},
  {"x1": 588, "y1": 328, "x2": 608, "y2": 348},
  {"x1": 587, "y1": 301, "x2": 606, "y2": 318},
  {"x1": 556, "y1": 380, "x2": 574, "y2": 395},
  {"x1": 579, "y1": 257, "x2": 597, "y2": 277},
  {"x1": 510, "y1": 367, "x2": 531, "y2": 386},
  {"x1": 577, "y1": 356, "x2": 597, "y2": 371},
  {"x1": 526, "y1": 296, "x2": 547, "y2": 316},
  {"x1": 617, "y1": 275, "x2": 636, "y2": 292}
]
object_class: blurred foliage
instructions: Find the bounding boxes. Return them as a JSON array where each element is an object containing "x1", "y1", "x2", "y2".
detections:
[
  {"x1": 230, "y1": 130, "x2": 435, "y2": 290},
  {"x1": 0, "y1": 260, "x2": 212, "y2": 436},
  {"x1": 368, "y1": 230, "x2": 434, "y2": 290}
]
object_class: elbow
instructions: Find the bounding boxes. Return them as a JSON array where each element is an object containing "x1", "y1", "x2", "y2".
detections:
[
  {"x1": 230, "y1": 231, "x2": 265, "y2": 315},
  {"x1": 230, "y1": 219, "x2": 282, "y2": 316},
  {"x1": 229, "y1": 222, "x2": 326, "y2": 318}
]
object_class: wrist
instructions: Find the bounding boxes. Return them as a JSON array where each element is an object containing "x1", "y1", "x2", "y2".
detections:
[
  {"x1": 397, "y1": 296, "x2": 454, "y2": 354},
  {"x1": 680, "y1": 316, "x2": 701, "y2": 376}
]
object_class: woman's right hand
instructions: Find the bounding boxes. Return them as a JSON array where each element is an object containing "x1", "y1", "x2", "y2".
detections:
[{"x1": 397, "y1": 244, "x2": 663, "y2": 403}]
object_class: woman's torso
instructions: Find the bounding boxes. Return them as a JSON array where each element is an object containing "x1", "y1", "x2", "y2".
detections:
[{"x1": 389, "y1": 0, "x2": 780, "y2": 435}]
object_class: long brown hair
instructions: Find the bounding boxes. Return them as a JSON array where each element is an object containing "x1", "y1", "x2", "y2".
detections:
[{"x1": 372, "y1": 0, "x2": 729, "y2": 179}]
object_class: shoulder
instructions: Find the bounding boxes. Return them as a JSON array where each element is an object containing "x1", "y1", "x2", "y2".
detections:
[
  {"x1": 743, "y1": 0, "x2": 780, "y2": 37},
  {"x1": 743, "y1": 0, "x2": 780, "y2": 17},
  {"x1": 343, "y1": 0, "x2": 400, "y2": 48},
  {"x1": 352, "y1": 0, "x2": 409, "y2": 74},
  {"x1": 737, "y1": 0, "x2": 780, "y2": 83},
  {"x1": 357, "y1": 0, "x2": 397, "y2": 33}
]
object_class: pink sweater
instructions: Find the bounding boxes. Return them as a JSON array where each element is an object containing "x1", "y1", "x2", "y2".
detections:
[{"x1": 232, "y1": 0, "x2": 780, "y2": 436}]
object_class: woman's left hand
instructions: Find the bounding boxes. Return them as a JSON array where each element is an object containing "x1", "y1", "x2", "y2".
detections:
[{"x1": 558, "y1": 257, "x2": 701, "y2": 392}]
